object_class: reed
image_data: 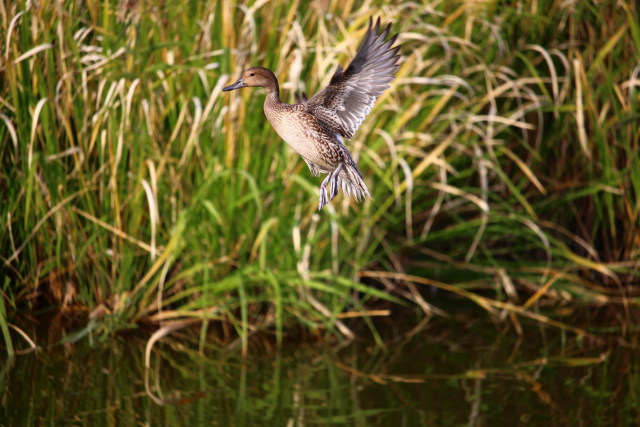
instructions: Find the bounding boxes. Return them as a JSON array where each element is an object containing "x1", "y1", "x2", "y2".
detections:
[{"x1": 1, "y1": 0, "x2": 638, "y2": 347}]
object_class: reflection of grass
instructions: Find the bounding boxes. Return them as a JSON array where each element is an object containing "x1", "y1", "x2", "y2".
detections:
[
  {"x1": 1, "y1": 318, "x2": 632, "y2": 425},
  {"x1": 1, "y1": 0, "x2": 639, "y2": 346}
]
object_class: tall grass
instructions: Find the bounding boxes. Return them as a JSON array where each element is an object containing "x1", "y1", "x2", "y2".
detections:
[{"x1": 1, "y1": 0, "x2": 639, "y2": 347}]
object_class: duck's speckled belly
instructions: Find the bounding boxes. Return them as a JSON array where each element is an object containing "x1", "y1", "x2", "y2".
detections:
[{"x1": 266, "y1": 109, "x2": 334, "y2": 170}]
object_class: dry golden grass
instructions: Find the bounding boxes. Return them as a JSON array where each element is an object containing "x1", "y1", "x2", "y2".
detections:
[{"x1": 1, "y1": 0, "x2": 639, "y2": 351}]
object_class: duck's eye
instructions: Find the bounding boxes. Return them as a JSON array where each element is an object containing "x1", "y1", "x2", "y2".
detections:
[{"x1": 250, "y1": 73, "x2": 255, "y2": 76}]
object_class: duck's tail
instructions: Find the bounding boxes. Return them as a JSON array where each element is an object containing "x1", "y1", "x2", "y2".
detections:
[
  {"x1": 318, "y1": 154, "x2": 372, "y2": 210},
  {"x1": 337, "y1": 163, "x2": 371, "y2": 202},
  {"x1": 318, "y1": 163, "x2": 371, "y2": 210}
]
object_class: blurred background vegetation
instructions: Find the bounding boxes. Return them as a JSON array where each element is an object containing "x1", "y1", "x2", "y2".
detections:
[{"x1": 1, "y1": 0, "x2": 639, "y2": 351}]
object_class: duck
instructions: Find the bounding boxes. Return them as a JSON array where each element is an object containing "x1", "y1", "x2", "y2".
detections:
[{"x1": 223, "y1": 17, "x2": 401, "y2": 210}]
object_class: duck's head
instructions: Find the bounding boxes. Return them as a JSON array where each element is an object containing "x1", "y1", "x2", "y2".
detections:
[{"x1": 223, "y1": 67, "x2": 278, "y2": 92}]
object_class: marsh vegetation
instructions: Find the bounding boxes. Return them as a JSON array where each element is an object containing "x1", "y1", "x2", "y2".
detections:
[{"x1": 1, "y1": 0, "x2": 639, "y2": 355}]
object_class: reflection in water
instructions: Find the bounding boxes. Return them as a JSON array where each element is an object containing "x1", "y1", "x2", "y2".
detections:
[{"x1": 1, "y1": 313, "x2": 639, "y2": 426}]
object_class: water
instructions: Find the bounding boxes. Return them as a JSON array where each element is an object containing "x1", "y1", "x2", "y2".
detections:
[{"x1": 2, "y1": 308, "x2": 638, "y2": 426}]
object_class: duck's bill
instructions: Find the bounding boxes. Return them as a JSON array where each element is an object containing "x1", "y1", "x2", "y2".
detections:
[{"x1": 223, "y1": 79, "x2": 246, "y2": 91}]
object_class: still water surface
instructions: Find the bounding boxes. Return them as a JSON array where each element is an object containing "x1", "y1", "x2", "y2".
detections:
[{"x1": 2, "y1": 308, "x2": 638, "y2": 426}]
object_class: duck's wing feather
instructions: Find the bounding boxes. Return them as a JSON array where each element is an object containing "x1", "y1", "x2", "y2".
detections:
[{"x1": 305, "y1": 17, "x2": 401, "y2": 139}]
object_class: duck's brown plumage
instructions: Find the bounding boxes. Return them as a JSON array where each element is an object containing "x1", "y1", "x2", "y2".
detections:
[{"x1": 223, "y1": 17, "x2": 401, "y2": 210}]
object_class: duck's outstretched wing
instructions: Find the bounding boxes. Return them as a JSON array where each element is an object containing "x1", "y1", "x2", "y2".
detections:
[{"x1": 305, "y1": 17, "x2": 401, "y2": 139}]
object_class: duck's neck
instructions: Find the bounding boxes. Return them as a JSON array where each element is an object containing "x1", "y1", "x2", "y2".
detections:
[
  {"x1": 265, "y1": 79, "x2": 280, "y2": 104},
  {"x1": 266, "y1": 89, "x2": 280, "y2": 103},
  {"x1": 264, "y1": 90, "x2": 284, "y2": 114},
  {"x1": 261, "y1": 68, "x2": 281, "y2": 105},
  {"x1": 263, "y1": 82, "x2": 283, "y2": 121}
]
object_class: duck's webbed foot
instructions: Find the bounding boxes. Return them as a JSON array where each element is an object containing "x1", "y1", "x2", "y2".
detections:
[
  {"x1": 304, "y1": 159, "x2": 320, "y2": 177},
  {"x1": 319, "y1": 174, "x2": 330, "y2": 210},
  {"x1": 318, "y1": 163, "x2": 344, "y2": 210}
]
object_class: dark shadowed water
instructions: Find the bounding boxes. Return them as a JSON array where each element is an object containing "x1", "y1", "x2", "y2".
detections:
[{"x1": 2, "y1": 306, "x2": 639, "y2": 426}]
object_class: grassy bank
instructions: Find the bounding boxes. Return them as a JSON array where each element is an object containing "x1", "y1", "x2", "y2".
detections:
[{"x1": 1, "y1": 0, "x2": 639, "y2": 351}]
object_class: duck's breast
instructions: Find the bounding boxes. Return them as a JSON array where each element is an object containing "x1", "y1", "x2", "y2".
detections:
[{"x1": 265, "y1": 105, "x2": 336, "y2": 168}]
